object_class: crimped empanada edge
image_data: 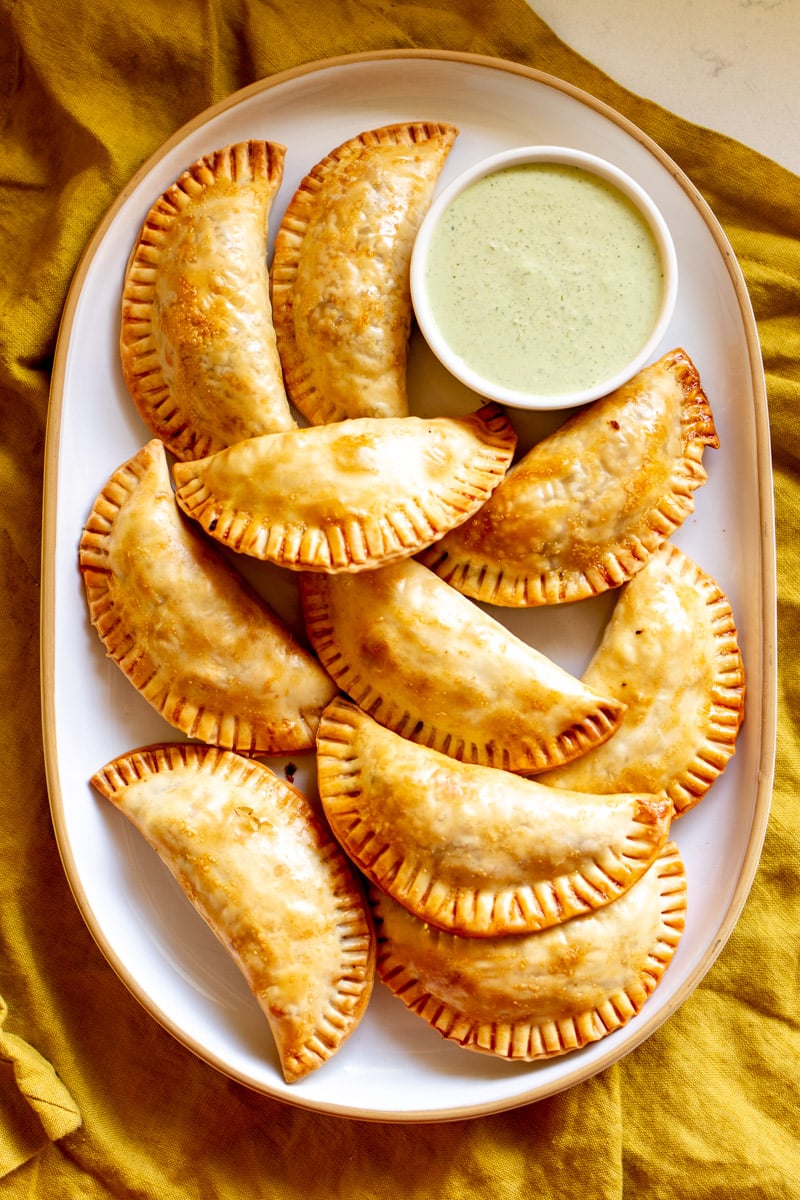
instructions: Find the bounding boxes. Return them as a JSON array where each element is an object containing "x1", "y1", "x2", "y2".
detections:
[
  {"x1": 78, "y1": 440, "x2": 324, "y2": 756},
  {"x1": 172, "y1": 407, "x2": 516, "y2": 573},
  {"x1": 120, "y1": 140, "x2": 287, "y2": 461},
  {"x1": 270, "y1": 121, "x2": 458, "y2": 425},
  {"x1": 370, "y1": 841, "x2": 686, "y2": 1063},
  {"x1": 317, "y1": 697, "x2": 673, "y2": 937},
  {"x1": 636, "y1": 543, "x2": 745, "y2": 816},
  {"x1": 300, "y1": 575, "x2": 625, "y2": 773},
  {"x1": 420, "y1": 347, "x2": 719, "y2": 607},
  {"x1": 91, "y1": 741, "x2": 377, "y2": 1082}
]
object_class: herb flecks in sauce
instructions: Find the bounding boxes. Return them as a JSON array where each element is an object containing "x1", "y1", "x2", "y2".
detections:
[{"x1": 423, "y1": 163, "x2": 665, "y2": 396}]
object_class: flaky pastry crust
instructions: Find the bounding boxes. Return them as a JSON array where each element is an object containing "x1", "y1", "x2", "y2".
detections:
[
  {"x1": 420, "y1": 349, "x2": 719, "y2": 605},
  {"x1": 317, "y1": 697, "x2": 673, "y2": 937},
  {"x1": 271, "y1": 121, "x2": 457, "y2": 424},
  {"x1": 172, "y1": 405, "x2": 516, "y2": 572},
  {"x1": 121, "y1": 141, "x2": 295, "y2": 461},
  {"x1": 78, "y1": 439, "x2": 336, "y2": 754},
  {"x1": 534, "y1": 543, "x2": 745, "y2": 815},
  {"x1": 371, "y1": 841, "x2": 686, "y2": 1062},
  {"x1": 300, "y1": 557, "x2": 625, "y2": 773},
  {"x1": 91, "y1": 743, "x2": 375, "y2": 1081}
]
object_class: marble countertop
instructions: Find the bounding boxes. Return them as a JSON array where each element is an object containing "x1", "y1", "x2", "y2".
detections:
[{"x1": 528, "y1": 0, "x2": 799, "y2": 176}]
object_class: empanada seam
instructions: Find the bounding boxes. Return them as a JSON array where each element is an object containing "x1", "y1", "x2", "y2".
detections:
[
  {"x1": 92, "y1": 742, "x2": 375, "y2": 1083},
  {"x1": 318, "y1": 701, "x2": 672, "y2": 937},
  {"x1": 271, "y1": 122, "x2": 457, "y2": 424},
  {"x1": 418, "y1": 348, "x2": 719, "y2": 607},
  {"x1": 371, "y1": 842, "x2": 686, "y2": 1062},
  {"x1": 121, "y1": 141, "x2": 291, "y2": 460},
  {"x1": 173, "y1": 409, "x2": 516, "y2": 572},
  {"x1": 80, "y1": 441, "x2": 334, "y2": 756}
]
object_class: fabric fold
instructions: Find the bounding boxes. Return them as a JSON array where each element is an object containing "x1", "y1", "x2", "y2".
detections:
[{"x1": 0, "y1": 1000, "x2": 81, "y2": 1178}]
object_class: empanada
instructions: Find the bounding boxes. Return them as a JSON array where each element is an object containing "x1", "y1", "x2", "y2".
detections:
[
  {"x1": 371, "y1": 841, "x2": 686, "y2": 1062},
  {"x1": 172, "y1": 405, "x2": 516, "y2": 572},
  {"x1": 420, "y1": 349, "x2": 718, "y2": 606},
  {"x1": 91, "y1": 743, "x2": 375, "y2": 1082},
  {"x1": 317, "y1": 697, "x2": 672, "y2": 936},
  {"x1": 270, "y1": 121, "x2": 458, "y2": 424},
  {"x1": 120, "y1": 141, "x2": 295, "y2": 461},
  {"x1": 534, "y1": 543, "x2": 745, "y2": 815},
  {"x1": 79, "y1": 439, "x2": 337, "y2": 754},
  {"x1": 300, "y1": 557, "x2": 625, "y2": 773}
]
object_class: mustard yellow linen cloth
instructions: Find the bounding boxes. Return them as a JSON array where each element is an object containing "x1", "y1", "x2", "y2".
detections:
[{"x1": 1, "y1": 0, "x2": 798, "y2": 1195}]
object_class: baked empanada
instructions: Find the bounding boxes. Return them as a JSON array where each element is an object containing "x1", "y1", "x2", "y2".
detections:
[
  {"x1": 78, "y1": 439, "x2": 337, "y2": 754},
  {"x1": 317, "y1": 697, "x2": 672, "y2": 937},
  {"x1": 300, "y1": 557, "x2": 625, "y2": 773},
  {"x1": 371, "y1": 841, "x2": 686, "y2": 1063},
  {"x1": 420, "y1": 349, "x2": 719, "y2": 606},
  {"x1": 121, "y1": 141, "x2": 295, "y2": 461},
  {"x1": 91, "y1": 743, "x2": 375, "y2": 1082},
  {"x1": 534, "y1": 543, "x2": 745, "y2": 815},
  {"x1": 270, "y1": 121, "x2": 458, "y2": 424},
  {"x1": 172, "y1": 405, "x2": 516, "y2": 572}
]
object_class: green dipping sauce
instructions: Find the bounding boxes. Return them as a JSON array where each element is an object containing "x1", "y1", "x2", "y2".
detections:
[{"x1": 422, "y1": 163, "x2": 666, "y2": 397}]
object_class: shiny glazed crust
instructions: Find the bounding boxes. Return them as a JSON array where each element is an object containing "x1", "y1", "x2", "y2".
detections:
[
  {"x1": 78, "y1": 439, "x2": 337, "y2": 754},
  {"x1": 91, "y1": 743, "x2": 375, "y2": 1082},
  {"x1": 317, "y1": 697, "x2": 673, "y2": 936},
  {"x1": 120, "y1": 141, "x2": 295, "y2": 461},
  {"x1": 419, "y1": 348, "x2": 719, "y2": 605},
  {"x1": 270, "y1": 121, "x2": 458, "y2": 424},
  {"x1": 300, "y1": 557, "x2": 625, "y2": 773},
  {"x1": 534, "y1": 542, "x2": 746, "y2": 815},
  {"x1": 371, "y1": 841, "x2": 686, "y2": 1062},
  {"x1": 172, "y1": 405, "x2": 516, "y2": 572}
]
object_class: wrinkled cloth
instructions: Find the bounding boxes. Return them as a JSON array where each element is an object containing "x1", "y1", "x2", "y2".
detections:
[{"x1": 1, "y1": 0, "x2": 798, "y2": 1196}]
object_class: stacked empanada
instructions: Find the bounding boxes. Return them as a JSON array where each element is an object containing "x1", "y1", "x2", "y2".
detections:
[{"x1": 78, "y1": 125, "x2": 745, "y2": 1083}]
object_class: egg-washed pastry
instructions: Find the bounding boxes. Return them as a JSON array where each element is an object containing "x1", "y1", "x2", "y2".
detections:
[
  {"x1": 120, "y1": 141, "x2": 295, "y2": 462},
  {"x1": 91, "y1": 743, "x2": 375, "y2": 1082},
  {"x1": 79, "y1": 439, "x2": 337, "y2": 755},
  {"x1": 317, "y1": 696, "x2": 673, "y2": 937},
  {"x1": 270, "y1": 121, "x2": 458, "y2": 424},
  {"x1": 534, "y1": 543, "x2": 745, "y2": 815},
  {"x1": 172, "y1": 405, "x2": 516, "y2": 572},
  {"x1": 420, "y1": 348, "x2": 719, "y2": 606},
  {"x1": 300, "y1": 557, "x2": 625, "y2": 773},
  {"x1": 371, "y1": 841, "x2": 686, "y2": 1063}
]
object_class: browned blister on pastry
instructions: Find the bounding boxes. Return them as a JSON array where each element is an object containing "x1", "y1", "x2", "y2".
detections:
[
  {"x1": 420, "y1": 349, "x2": 718, "y2": 605},
  {"x1": 534, "y1": 543, "x2": 745, "y2": 815},
  {"x1": 172, "y1": 405, "x2": 516, "y2": 572},
  {"x1": 91, "y1": 743, "x2": 375, "y2": 1082},
  {"x1": 271, "y1": 121, "x2": 458, "y2": 424},
  {"x1": 317, "y1": 697, "x2": 673, "y2": 937},
  {"x1": 121, "y1": 141, "x2": 295, "y2": 461},
  {"x1": 79, "y1": 439, "x2": 337, "y2": 755},
  {"x1": 371, "y1": 841, "x2": 686, "y2": 1063},
  {"x1": 300, "y1": 557, "x2": 625, "y2": 773}
]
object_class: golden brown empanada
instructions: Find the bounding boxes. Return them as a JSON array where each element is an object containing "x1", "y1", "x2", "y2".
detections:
[
  {"x1": 371, "y1": 841, "x2": 686, "y2": 1063},
  {"x1": 317, "y1": 696, "x2": 673, "y2": 937},
  {"x1": 300, "y1": 557, "x2": 625, "y2": 773},
  {"x1": 172, "y1": 405, "x2": 516, "y2": 572},
  {"x1": 121, "y1": 141, "x2": 295, "y2": 461},
  {"x1": 420, "y1": 349, "x2": 719, "y2": 606},
  {"x1": 78, "y1": 439, "x2": 337, "y2": 754},
  {"x1": 270, "y1": 121, "x2": 458, "y2": 424},
  {"x1": 91, "y1": 743, "x2": 375, "y2": 1082},
  {"x1": 534, "y1": 543, "x2": 745, "y2": 815}
]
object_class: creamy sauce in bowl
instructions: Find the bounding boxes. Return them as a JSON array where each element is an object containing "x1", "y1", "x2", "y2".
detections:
[{"x1": 411, "y1": 148, "x2": 677, "y2": 410}]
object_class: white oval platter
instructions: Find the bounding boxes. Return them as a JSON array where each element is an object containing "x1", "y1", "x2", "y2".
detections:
[{"x1": 42, "y1": 51, "x2": 776, "y2": 1122}]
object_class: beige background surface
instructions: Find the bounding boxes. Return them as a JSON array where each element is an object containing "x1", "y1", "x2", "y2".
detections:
[{"x1": 529, "y1": 0, "x2": 799, "y2": 174}]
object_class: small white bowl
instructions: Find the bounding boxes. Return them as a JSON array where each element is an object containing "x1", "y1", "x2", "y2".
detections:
[{"x1": 411, "y1": 145, "x2": 678, "y2": 411}]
